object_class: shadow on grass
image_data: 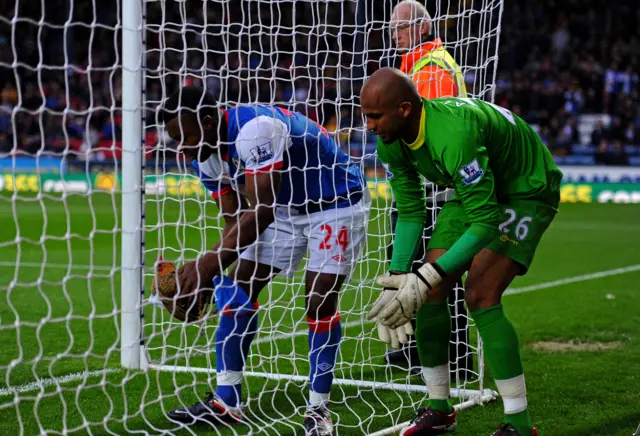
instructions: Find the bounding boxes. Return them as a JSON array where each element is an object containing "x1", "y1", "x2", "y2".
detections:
[{"x1": 568, "y1": 412, "x2": 640, "y2": 436}]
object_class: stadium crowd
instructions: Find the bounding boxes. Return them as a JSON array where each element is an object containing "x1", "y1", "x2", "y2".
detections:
[{"x1": 0, "y1": 0, "x2": 638, "y2": 165}]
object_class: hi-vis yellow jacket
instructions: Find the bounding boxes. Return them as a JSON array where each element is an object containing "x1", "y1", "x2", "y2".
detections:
[{"x1": 399, "y1": 38, "x2": 467, "y2": 99}]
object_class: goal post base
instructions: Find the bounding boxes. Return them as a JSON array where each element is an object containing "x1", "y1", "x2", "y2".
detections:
[
  {"x1": 149, "y1": 363, "x2": 498, "y2": 402},
  {"x1": 149, "y1": 363, "x2": 498, "y2": 434}
]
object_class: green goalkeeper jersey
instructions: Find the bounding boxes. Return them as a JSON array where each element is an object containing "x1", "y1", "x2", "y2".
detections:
[{"x1": 377, "y1": 97, "x2": 562, "y2": 274}]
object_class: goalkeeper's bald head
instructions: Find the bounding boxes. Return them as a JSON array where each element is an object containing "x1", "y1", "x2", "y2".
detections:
[{"x1": 360, "y1": 67, "x2": 422, "y2": 144}]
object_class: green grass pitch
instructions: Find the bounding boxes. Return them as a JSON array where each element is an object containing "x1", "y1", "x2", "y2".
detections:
[{"x1": 0, "y1": 192, "x2": 639, "y2": 435}]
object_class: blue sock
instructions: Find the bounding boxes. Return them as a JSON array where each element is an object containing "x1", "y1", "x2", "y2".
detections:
[
  {"x1": 308, "y1": 312, "x2": 341, "y2": 407},
  {"x1": 214, "y1": 275, "x2": 258, "y2": 408}
]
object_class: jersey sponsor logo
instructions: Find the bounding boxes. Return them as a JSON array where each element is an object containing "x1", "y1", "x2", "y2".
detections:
[
  {"x1": 459, "y1": 158, "x2": 484, "y2": 184},
  {"x1": 249, "y1": 142, "x2": 274, "y2": 164},
  {"x1": 500, "y1": 234, "x2": 520, "y2": 246}
]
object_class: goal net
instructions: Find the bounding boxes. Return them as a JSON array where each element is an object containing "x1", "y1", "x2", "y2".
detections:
[{"x1": 0, "y1": 0, "x2": 503, "y2": 434}]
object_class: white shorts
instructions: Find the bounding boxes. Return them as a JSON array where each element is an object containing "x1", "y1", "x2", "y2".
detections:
[{"x1": 240, "y1": 191, "x2": 371, "y2": 276}]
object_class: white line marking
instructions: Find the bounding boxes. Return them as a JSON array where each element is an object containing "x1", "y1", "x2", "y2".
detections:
[
  {"x1": 505, "y1": 264, "x2": 640, "y2": 296},
  {"x1": 252, "y1": 319, "x2": 369, "y2": 345},
  {"x1": 0, "y1": 368, "x2": 119, "y2": 396},
  {"x1": 550, "y1": 222, "x2": 640, "y2": 231},
  {"x1": 0, "y1": 321, "x2": 370, "y2": 396},
  {"x1": 7, "y1": 265, "x2": 637, "y2": 397},
  {"x1": 255, "y1": 264, "x2": 640, "y2": 342},
  {"x1": 0, "y1": 261, "x2": 115, "y2": 271}
]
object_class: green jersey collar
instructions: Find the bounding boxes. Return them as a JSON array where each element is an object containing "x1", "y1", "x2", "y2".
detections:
[{"x1": 403, "y1": 106, "x2": 426, "y2": 151}]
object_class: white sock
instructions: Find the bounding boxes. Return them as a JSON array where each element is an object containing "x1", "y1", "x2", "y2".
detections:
[
  {"x1": 309, "y1": 390, "x2": 330, "y2": 408},
  {"x1": 422, "y1": 364, "x2": 450, "y2": 400},
  {"x1": 495, "y1": 374, "x2": 528, "y2": 414}
]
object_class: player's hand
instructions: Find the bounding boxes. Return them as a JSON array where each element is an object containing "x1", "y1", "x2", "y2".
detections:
[
  {"x1": 367, "y1": 287, "x2": 409, "y2": 349},
  {"x1": 374, "y1": 263, "x2": 443, "y2": 329},
  {"x1": 367, "y1": 272, "x2": 414, "y2": 348},
  {"x1": 376, "y1": 320, "x2": 414, "y2": 349},
  {"x1": 177, "y1": 252, "x2": 218, "y2": 299},
  {"x1": 366, "y1": 285, "x2": 397, "y2": 321}
]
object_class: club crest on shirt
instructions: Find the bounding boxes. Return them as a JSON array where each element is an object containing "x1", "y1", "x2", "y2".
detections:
[
  {"x1": 459, "y1": 158, "x2": 484, "y2": 184},
  {"x1": 249, "y1": 142, "x2": 274, "y2": 164}
]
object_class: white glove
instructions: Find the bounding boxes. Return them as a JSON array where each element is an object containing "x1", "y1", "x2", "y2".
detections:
[
  {"x1": 372, "y1": 263, "x2": 443, "y2": 329},
  {"x1": 377, "y1": 320, "x2": 415, "y2": 349},
  {"x1": 366, "y1": 275, "x2": 416, "y2": 349}
]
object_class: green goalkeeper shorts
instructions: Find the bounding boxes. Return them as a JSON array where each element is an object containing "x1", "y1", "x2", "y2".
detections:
[{"x1": 428, "y1": 199, "x2": 558, "y2": 274}]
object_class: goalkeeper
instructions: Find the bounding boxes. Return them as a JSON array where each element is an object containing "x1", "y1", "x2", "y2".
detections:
[
  {"x1": 159, "y1": 86, "x2": 369, "y2": 436},
  {"x1": 384, "y1": 0, "x2": 470, "y2": 371},
  {"x1": 361, "y1": 68, "x2": 561, "y2": 436}
]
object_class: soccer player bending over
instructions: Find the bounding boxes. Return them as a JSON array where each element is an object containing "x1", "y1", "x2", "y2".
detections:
[
  {"x1": 361, "y1": 68, "x2": 562, "y2": 436},
  {"x1": 160, "y1": 86, "x2": 369, "y2": 436}
]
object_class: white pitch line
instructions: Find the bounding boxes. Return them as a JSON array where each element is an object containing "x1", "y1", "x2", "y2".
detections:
[
  {"x1": 0, "y1": 321, "x2": 369, "y2": 396},
  {"x1": 6, "y1": 264, "x2": 637, "y2": 397},
  {"x1": 252, "y1": 319, "x2": 369, "y2": 345},
  {"x1": 505, "y1": 264, "x2": 640, "y2": 296},
  {"x1": 0, "y1": 261, "x2": 115, "y2": 271},
  {"x1": 0, "y1": 368, "x2": 119, "y2": 396}
]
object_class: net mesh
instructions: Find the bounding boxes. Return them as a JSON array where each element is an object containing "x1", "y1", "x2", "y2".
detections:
[
  {"x1": 0, "y1": 0, "x2": 502, "y2": 434},
  {"x1": 142, "y1": 0, "x2": 502, "y2": 433}
]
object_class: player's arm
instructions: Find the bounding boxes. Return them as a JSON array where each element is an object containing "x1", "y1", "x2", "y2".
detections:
[
  {"x1": 377, "y1": 141, "x2": 427, "y2": 273},
  {"x1": 212, "y1": 174, "x2": 280, "y2": 270},
  {"x1": 194, "y1": 163, "x2": 247, "y2": 239},
  {"x1": 432, "y1": 122, "x2": 501, "y2": 275},
  {"x1": 372, "y1": 122, "x2": 501, "y2": 329},
  {"x1": 213, "y1": 191, "x2": 248, "y2": 239},
  {"x1": 208, "y1": 117, "x2": 287, "y2": 271},
  {"x1": 368, "y1": 141, "x2": 429, "y2": 337}
]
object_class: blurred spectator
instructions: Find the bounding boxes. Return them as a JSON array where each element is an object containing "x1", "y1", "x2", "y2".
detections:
[
  {"x1": 596, "y1": 140, "x2": 628, "y2": 166},
  {"x1": 609, "y1": 117, "x2": 627, "y2": 144},
  {"x1": 556, "y1": 117, "x2": 579, "y2": 155},
  {"x1": 625, "y1": 122, "x2": 637, "y2": 145},
  {"x1": 0, "y1": 0, "x2": 638, "y2": 166},
  {"x1": 551, "y1": 21, "x2": 570, "y2": 61},
  {"x1": 591, "y1": 120, "x2": 607, "y2": 146},
  {"x1": 493, "y1": 0, "x2": 640, "y2": 164},
  {"x1": 0, "y1": 132, "x2": 11, "y2": 153}
]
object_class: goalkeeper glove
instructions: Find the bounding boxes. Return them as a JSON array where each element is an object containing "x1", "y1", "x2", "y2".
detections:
[
  {"x1": 366, "y1": 272, "x2": 415, "y2": 349},
  {"x1": 371, "y1": 263, "x2": 444, "y2": 329},
  {"x1": 376, "y1": 319, "x2": 414, "y2": 349}
]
